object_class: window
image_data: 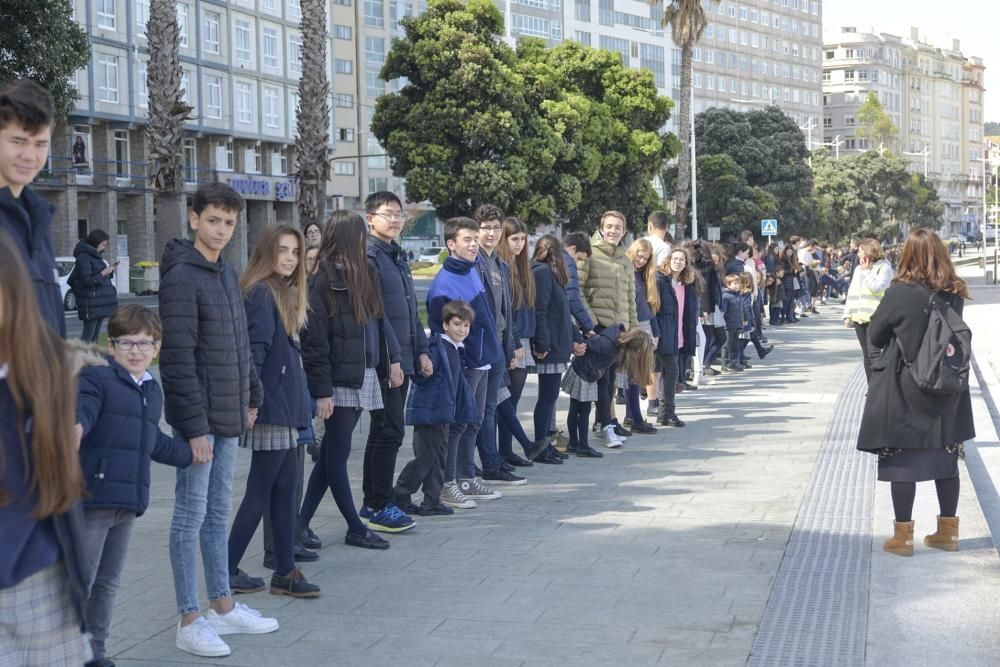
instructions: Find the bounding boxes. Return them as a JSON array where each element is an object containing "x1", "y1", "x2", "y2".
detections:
[
  {"x1": 334, "y1": 0, "x2": 351, "y2": 5},
  {"x1": 114, "y1": 130, "x2": 129, "y2": 177},
  {"x1": 97, "y1": 0, "x2": 116, "y2": 30},
  {"x1": 338, "y1": 128, "x2": 354, "y2": 142},
  {"x1": 136, "y1": 0, "x2": 149, "y2": 35},
  {"x1": 739, "y1": 6, "x2": 747, "y2": 20},
  {"x1": 640, "y1": 43, "x2": 665, "y2": 88},
  {"x1": 740, "y1": 30, "x2": 747, "y2": 46},
  {"x1": 334, "y1": 161, "x2": 355, "y2": 176},
  {"x1": 365, "y1": 0, "x2": 384, "y2": 27},
  {"x1": 205, "y1": 76, "x2": 222, "y2": 119},
  {"x1": 217, "y1": 140, "x2": 234, "y2": 171},
  {"x1": 262, "y1": 27, "x2": 279, "y2": 69},
  {"x1": 365, "y1": 37, "x2": 385, "y2": 65},
  {"x1": 235, "y1": 82, "x2": 254, "y2": 124},
  {"x1": 366, "y1": 71, "x2": 385, "y2": 98},
  {"x1": 575, "y1": 31, "x2": 591, "y2": 46},
  {"x1": 272, "y1": 148, "x2": 287, "y2": 176},
  {"x1": 176, "y1": 3, "x2": 188, "y2": 47},
  {"x1": 335, "y1": 93, "x2": 354, "y2": 108},
  {"x1": 288, "y1": 0, "x2": 301, "y2": 20},
  {"x1": 203, "y1": 11, "x2": 220, "y2": 54},
  {"x1": 844, "y1": 115, "x2": 855, "y2": 126},
  {"x1": 137, "y1": 62, "x2": 148, "y2": 108},
  {"x1": 750, "y1": 8, "x2": 757, "y2": 22},
  {"x1": 599, "y1": 36, "x2": 630, "y2": 64},
  {"x1": 693, "y1": 47, "x2": 701, "y2": 62},
  {"x1": 97, "y1": 54, "x2": 119, "y2": 103},
  {"x1": 335, "y1": 59, "x2": 353, "y2": 74},
  {"x1": 513, "y1": 14, "x2": 550, "y2": 38},
  {"x1": 728, "y1": 4, "x2": 735, "y2": 17},
  {"x1": 262, "y1": 0, "x2": 276, "y2": 10},
  {"x1": 183, "y1": 138, "x2": 197, "y2": 182},
  {"x1": 289, "y1": 35, "x2": 303, "y2": 74},
  {"x1": 693, "y1": 72, "x2": 702, "y2": 88},
  {"x1": 180, "y1": 70, "x2": 190, "y2": 104},
  {"x1": 246, "y1": 145, "x2": 262, "y2": 173},
  {"x1": 599, "y1": 0, "x2": 613, "y2": 26},
  {"x1": 729, "y1": 28, "x2": 736, "y2": 43},
  {"x1": 705, "y1": 24, "x2": 713, "y2": 39},
  {"x1": 705, "y1": 75, "x2": 714, "y2": 91},
  {"x1": 263, "y1": 87, "x2": 279, "y2": 128},
  {"x1": 823, "y1": 117, "x2": 832, "y2": 128},
  {"x1": 705, "y1": 50, "x2": 714, "y2": 64},
  {"x1": 234, "y1": 19, "x2": 251, "y2": 64},
  {"x1": 575, "y1": 0, "x2": 590, "y2": 22},
  {"x1": 334, "y1": 24, "x2": 353, "y2": 40}
]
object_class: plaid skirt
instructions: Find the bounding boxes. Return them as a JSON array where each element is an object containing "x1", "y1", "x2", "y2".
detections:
[
  {"x1": 535, "y1": 361, "x2": 568, "y2": 375},
  {"x1": 0, "y1": 564, "x2": 93, "y2": 666},
  {"x1": 615, "y1": 370, "x2": 629, "y2": 390},
  {"x1": 242, "y1": 423, "x2": 298, "y2": 451},
  {"x1": 516, "y1": 338, "x2": 536, "y2": 369},
  {"x1": 329, "y1": 367, "x2": 384, "y2": 411},
  {"x1": 561, "y1": 366, "x2": 598, "y2": 402}
]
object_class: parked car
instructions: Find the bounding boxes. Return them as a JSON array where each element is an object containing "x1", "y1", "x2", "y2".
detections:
[
  {"x1": 55, "y1": 256, "x2": 77, "y2": 311},
  {"x1": 417, "y1": 247, "x2": 446, "y2": 263}
]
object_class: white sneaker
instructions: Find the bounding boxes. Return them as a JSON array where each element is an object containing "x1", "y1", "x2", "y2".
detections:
[
  {"x1": 205, "y1": 602, "x2": 279, "y2": 636},
  {"x1": 441, "y1": 481, "x2": 476, "y2": 509},
  {"x1": 176, "y1": 617, "x2": 231, "y2": 657},
  {"x1": 602, "y1": 425, "x2": 624, "y2": 449},
  {"x1": 459, "y1": 477, "x2": 502, "y2": 500}
]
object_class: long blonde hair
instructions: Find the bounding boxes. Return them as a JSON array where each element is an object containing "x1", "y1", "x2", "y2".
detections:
[
  {"x1": 615, "y1": 328, "x2": 654, "y2": 386},
  {"x1": 241, "y1": 225, "x2": 308, "y2": 335},
  {"x1": 627, "y1": 239, "x2": 660, "y2": 313}
]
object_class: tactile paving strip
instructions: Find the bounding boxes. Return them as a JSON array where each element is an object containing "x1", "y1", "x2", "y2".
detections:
[{"x1": 749, "y1": 367, "x2": 874, "y2": 666}]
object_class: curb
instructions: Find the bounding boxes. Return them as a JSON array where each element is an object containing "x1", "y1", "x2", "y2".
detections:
[{"x1": 964, "y1": 351, "x2": 1000, "y2": 558}]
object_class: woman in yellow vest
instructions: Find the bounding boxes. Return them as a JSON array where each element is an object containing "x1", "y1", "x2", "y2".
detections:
[{"x1": 842, "y1": 238, "x2": 894, "y2": 380}]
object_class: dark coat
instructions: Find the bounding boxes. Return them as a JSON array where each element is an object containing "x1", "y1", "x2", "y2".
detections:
[
  {"x1": 70, "y1": 240, "x2": 118, "y2": 321},
  {"x1": 531, "y1": 261, "x2": 577, "y2": 364},
  {"x1": 477, "y1": 251, "x2": 516, "y2": 361},
  {"x1": 77, "y1": 360, "x2": 193, "y2": 516},
  {"x1": 857, "y1": 282, "x2": 976, "y2": 453},
  {"x1": 367, "y1": 237, "x2": 426, "y2": 376},
  {"x1": 302, "y1": 264, "x2": 394, "y2": 397},
  {"x1": 634, "y1": 271, "x2": 660, "y2": 337},
  {"x1": 0, "y1": 186, "x2": 65, "y2": 336},
  {"x1": 405, "y1": 333, "x2": 477, "y2": 426},
  {"x1": 654, "y1": 274, "x2": 698, "y2": 357},
  {"x1": 563, "y1": 249, "x2": 596, "y2": 332},
  {"x1": 571, "y1": 324, "x2": 622, "y2": 383},
  {"x1": 158, "y1": 239, "x2": 263, "y2": 439},
  {"x1": 244, "y1": 285, "x2": 310, "y2": 429},
  {"x1": 426, "y1": 256, "x2": 503, "y2": 368},
  {"x1": 698, "y1": 264, "x2": 723, "y2": 317},
  {"x1": 779, "y1": 258, "x2": 797, "y2": 291},
  {"x1": 724, "y1": 258, "x2": 746, "y2": 276},
  {"x1": 721, "y1": 289, "x2": 744, "y2": 330}
]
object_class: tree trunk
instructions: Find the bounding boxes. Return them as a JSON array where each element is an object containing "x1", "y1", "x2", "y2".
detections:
[
  {"x1": 295, "y1": 0, "x2": 331, "y2": 230},
  {"x1": 154, "y1": 191, "x2": 186, "y2": 260},
  {"x1": 674, "y1": 44, "x2": 694, "y2": 239}
]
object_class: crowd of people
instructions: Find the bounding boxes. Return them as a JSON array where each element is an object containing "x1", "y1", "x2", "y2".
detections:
[{"x1": 0, "y1": 77, "x2": 977, "y2": 667}]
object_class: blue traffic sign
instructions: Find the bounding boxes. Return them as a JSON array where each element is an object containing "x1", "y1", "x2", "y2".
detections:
[{"x1": 761, "y1": 219, "x2": 778, "y2": 236}]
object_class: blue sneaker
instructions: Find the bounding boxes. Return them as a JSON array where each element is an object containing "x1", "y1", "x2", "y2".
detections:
[{"x1": 366, "y1": 503, "x2": 416, "y2": 533}]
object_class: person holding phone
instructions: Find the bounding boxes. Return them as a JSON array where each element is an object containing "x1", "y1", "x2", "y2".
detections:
[
  {"x1": 70, "y1": 229, "x2": 119, "y2": 343},
  {"x1": 842, "y1": 239, "x2": 894, "y2": 381}
]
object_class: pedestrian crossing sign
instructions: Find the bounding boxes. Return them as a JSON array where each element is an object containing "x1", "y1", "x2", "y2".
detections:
[{"x1": 761, "y1": 219, "x2": 778, "y2": 237}]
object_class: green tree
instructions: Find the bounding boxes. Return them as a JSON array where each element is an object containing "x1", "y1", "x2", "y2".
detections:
[
  {"x1": 983, "y1": 121, "x2": 1000, "y2": 136},
  {"x1": 855, "y1": 91, "x2": 898, "y2": 152},
  {"x1": 691, "y1": 154, "x2": 777, "y2": 238},
  {"x1": 295, "y1": 0, "x2": 331, "y2": 229},
  {"x1": 654, "y1": 0, "x2": 707, "y2": 238},
  {"x1": 0, "y1": 0, "x2": 89, "y2": 121}
]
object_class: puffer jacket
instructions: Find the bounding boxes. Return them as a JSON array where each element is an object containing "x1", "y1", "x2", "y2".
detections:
[
  {"x1": 405, "y1": 333, "x2": 477, "y2": 426},
  {"x1": 577, "y1": 233, "x2": 637, "y2": 330},
  {"x1": 367, "y1": 236, "x2": 424, "y2": 376},
  {"x1": 158, "y1": 239, "x2": 263, "y2": 439},
  {"x1": 71, "y1": 240, "x2": 119, "y2": 322}
]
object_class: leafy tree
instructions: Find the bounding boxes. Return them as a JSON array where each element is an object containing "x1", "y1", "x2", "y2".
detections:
[
  {"x1": 855, "y1": 91, "x2": 898, "y2": 152},
  {"x1": 984, "y1": 121, "x2": 1000, "y2": 136},
  {"x1": 692, "y1": 154, "x2": 777, "y2": 238},
  {"x1": 295, "y1": 0, "x2": 331, "y2": 229},
  {"x1": 0, "y1": 0, "x2": 89, "y2": 121},
  {"x1": 147, "y1": 0, "x2": 193, "y2": 256},
  {"x1": 654, "y1": 0, "x2": 707, "y2": 238}
]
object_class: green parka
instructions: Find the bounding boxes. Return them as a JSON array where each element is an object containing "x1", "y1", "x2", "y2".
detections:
[{"x1": 577, "y1": 232, "x2": 638, "y2": 330}]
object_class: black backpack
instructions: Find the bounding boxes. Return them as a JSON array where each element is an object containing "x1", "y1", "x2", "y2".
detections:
[{"x1": 896, "y1": 291, "x2": 971, "y2": 395}]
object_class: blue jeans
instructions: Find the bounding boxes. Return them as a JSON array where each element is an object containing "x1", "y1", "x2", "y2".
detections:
[
  {"x1": 470, "y1": 364, "x2": 504, "y2": 475},
  {"x1": 169, "y1": 434, "x2": 239, "y2": 615},
  {"x1": 449, "y1": 368, "x2": 488, "y2": 481}
]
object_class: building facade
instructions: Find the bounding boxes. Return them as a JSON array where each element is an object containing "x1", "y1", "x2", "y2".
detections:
[{"x1": 822, "y1": 26, "x2": 988, "y2": 236}]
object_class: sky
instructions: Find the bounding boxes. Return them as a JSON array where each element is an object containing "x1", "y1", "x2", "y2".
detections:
[{"x1": 822, "y1": 0, "x2": 997, "y2": 123}]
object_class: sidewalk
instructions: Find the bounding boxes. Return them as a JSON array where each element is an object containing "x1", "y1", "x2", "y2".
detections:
[{"x1": 104, "y1": 300, "x2": 1000, "y2": 666}]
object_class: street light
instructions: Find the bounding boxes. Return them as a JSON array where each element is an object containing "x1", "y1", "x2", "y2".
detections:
[
  {"x1": 818, "y1": 135, "x2": 842, "y2": 160},
  {"x1": 902, "y1": 145, "x2": 931, "y2": 179}
]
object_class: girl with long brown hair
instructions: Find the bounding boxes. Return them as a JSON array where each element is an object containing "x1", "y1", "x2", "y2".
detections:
[
  {"x1": 227, "y1": 225, "x2": 320, "y2": 598},
  {"x1": 652, "y1": 248, "x2": 700, "y2": 427},
  {"x1": 0, "y1": 229, "x2": 92, "y2": 665},
  {"x1": 299, "y1": 211, "x2": 395, "y2": 551},
  {"x1": 857, "y1": 228, "x2": 974, "y2": 556},
  {"x1": 622, "y1": 239, "x2": 660, "y2": 434}
]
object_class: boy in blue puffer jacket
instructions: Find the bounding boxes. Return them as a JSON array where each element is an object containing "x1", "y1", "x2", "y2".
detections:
[
  {"x1": 720, "y1": 274, "x2": 746, "y2": 373},
  {"x1": 76, "y1": 305, "x2": 200, "y2": 665}
]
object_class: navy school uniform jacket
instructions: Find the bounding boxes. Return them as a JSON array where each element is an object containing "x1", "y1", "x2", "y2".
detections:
[
  {"x1": 721, "y1": 288, "x2": 744, "y2": 330},
  {"x1": 476, "y1": 250, "x2": 517, "y2": 362},
  {"x1": 531, "y1": 261, "x2": 580, "y2": 364},
  {"x1": 563, "y1": 249, "x2": 596, "y2": 332},
  {"x1": 570, "y1": 324, "x2": 623, "y2": 383},
  {"x1": 426, "y1": 255, "x2": 503, "y2": 368},
  {"x1": 740, "y1": 292, "x2": 753, "y2": 332},
  {"x1": 367, "y1": 236, "x2": 427, "y2": 376},
  {"x1": 404, "y1": 333, "x2": 477, "y2": 426},
  {"x1": 634, "y1": 271, "x2": 661, "y2": 337},
  {"x1": 654, "y1": 274, "x2": 699, "y2": 357},
  {"x1": 77, "y1": 359, "x2": 193, "y2": 516}
]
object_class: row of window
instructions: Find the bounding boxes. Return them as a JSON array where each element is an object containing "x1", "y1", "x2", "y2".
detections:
[
  {"x1": 702, "y1": 24, "x2": 819, "y2": 62},
  {"x1": 693, "y1": 48, "x2": 820, "y2": 84},
  {"x1": 691, "y1": 74, "x2": 820, "y2": 106},
  {"x1": 96, "y1": 0, "x2": 305, "y2": 40},
  {"x1": 704, "y1": 0, "x2": 819, "y2": 17}
]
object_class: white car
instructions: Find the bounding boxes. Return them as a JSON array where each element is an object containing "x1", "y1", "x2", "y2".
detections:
[
  {"x1": 417, "y1": 247, "x2": 445, "y2": 263},
  {"x1": 55, "y1": 256, "x2": 77, "y2": 311}
]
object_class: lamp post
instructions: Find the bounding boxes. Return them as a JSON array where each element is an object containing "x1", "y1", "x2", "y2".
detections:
[
  {"x1": 902, "y1": 145, "x2": 931, "y2": 179},
  {"x1": 800, "y1": 117, "x2": 816, "y2": 167},
  {"x1": 819, "y1": 135, "x2": 842, "y2": 160},
  {"x1": 690, "y1": 82, "x2": 698, "y2": 240}
]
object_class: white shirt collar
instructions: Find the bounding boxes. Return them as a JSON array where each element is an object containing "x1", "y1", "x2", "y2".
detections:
[
  {"x1": 0, "y1": 363, "x2": 8, "y2": 380},
  {"x1": 441, "y1": 334, "x2": 464, "y2": 350}
]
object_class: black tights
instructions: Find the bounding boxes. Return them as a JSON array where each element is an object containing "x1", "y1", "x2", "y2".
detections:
[
  {"x1": 890, "y1": 477, "x2": 960, "y2": 522},
  {"x1": 567, "y1": 399, "x2": 592, "y2": 451},
  {"x1": 299, "y1": 407, "x2": 365, "y2": 536}
]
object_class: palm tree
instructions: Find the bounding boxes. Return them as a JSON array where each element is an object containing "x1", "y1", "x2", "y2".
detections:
[
  {"x1": 655, "y1": 0, "x2": 706, "y2": 238},
  {"x1": 146, "y1": 0, "x2": 192, "y2": 258},
  {"x1": 295, "y1": 0, "x2": 331, "y2": 229}
]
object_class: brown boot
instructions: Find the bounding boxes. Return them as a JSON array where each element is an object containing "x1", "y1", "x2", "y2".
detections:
[
  {"x1": 924, "y1": 516, "x2": 960, "y2": 552},
  {"x1": 883, "y1": 521, "x2": 914, "y2": 556}
]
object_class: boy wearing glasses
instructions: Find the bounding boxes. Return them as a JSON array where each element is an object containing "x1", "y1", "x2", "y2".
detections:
[{"x1": 75, "y1": 305, "x2": 205, "y2": 666}]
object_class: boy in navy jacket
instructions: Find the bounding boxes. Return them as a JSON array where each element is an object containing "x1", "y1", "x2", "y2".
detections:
[
  {"x1": 76, "y1": 305, "x2": 201, "y2": 664},
  {"x1": 394, "y1": 301, "x2": 477, "y2": 514},
  {"x1": 720, "y1": 274, "x2": 746, "y2": 372}
]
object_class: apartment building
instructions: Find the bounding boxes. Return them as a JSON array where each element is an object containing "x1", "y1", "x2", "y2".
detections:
[
  {"x1": 823, "y1": 26, "x2": 987, "y2": 236},
  {"x1": 38, "y1": 0, "x2": 359, "y2": 270}
]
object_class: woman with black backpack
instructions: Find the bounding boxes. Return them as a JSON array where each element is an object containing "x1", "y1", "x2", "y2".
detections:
[
  {"x1": 71, "y1": 229, "x2": 119, "y2": 342},
  {"x1": 857, "y1": 228, "x2": 975, "y2": 556}
]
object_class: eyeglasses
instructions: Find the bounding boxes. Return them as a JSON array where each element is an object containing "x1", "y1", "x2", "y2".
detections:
[
  {"x1": 374, "y1": 211, "x2": 407, "y2": 223},
  {"x1": 480, "y1": 226, "x2": 502, "y2": 234},
  {"x1": 111, "y1": 339, "x2": 157, "y2": 352}
]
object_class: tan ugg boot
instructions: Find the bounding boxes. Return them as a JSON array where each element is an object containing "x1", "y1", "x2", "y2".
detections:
[
  {"x1": 924, "y1": 516, "x2": 960, "y2": 552},
  {"x1": 883, "y1": 521, "x2": 914, "y2": 556}
]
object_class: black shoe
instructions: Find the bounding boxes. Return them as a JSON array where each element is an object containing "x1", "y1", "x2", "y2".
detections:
[
  {"x1": 552, "y1": 447, "x2": 569, "y2": 459},
  {"x1": 395, "y1": 498, "x2": 421, "y2": 515},
  {"x1": 481, "y1": 467, "x2": 527, "y2": 485},
  {"x1": 306, "y1": 443, "x2": 320, "y2": 463},
  {"x1": 684, "y1": 383, "x2": 698, "y2": 391},
  {"x1": 704, "y1": 367, "x2": 721, "y2": 376},
  {"x1": 569, "y1": 445, "x2": 603, "y2": 458},
  {"x1": 663, "y1": 414, "x2": 686, "y2": 428},
  {"x1": 758, "y1": 345, "x2": 774, "y2": 360},
  {"x1": 535, "y1": 447, "x2": 564, "y2": 464},
  {"x1": 500, "y1": 460, "x2": 516, "y2": 473},
  {"x1": 502, "y1": 453, "x2": 534, "y2": 467},
  {"x1": 615, "y1": 390, "x2": 626, "y2": 405},
  {"x1": 345, "y1": 529, "x2": 390, "y2": 550},
  {"x1": 230, "y1": 568, "x2": 266, "y2": 594},
  {"x1": 294, "y1": 543, "x2": 319, "y2": 562},
  {"x1": 474, "y1": 465, "x2": 483, "y2": 478},
  {"x1": 524, "y1": 439, "x2": 550, "y2": 462},
  {"x1": 262, "y1": 553, "x2": 276, "y2": 571},
  {"x1": 86, "y1": 659, "x2": 116, "y2": 667},
  {"x1": 270, "y1": 567, "x2": 321, "y2": 598},
  {"x1": 611, "y1": 421, "x2": 631, "y2": 437},
  {"x1": 299, "y1": 527, "x2": 322, "y2": 550},
  {"x1": 416, "y1": 503, "x2": 455, "y2": 516},
  {"x1": 630, "y1": 421, "x2": 657, "y2": 434}
]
